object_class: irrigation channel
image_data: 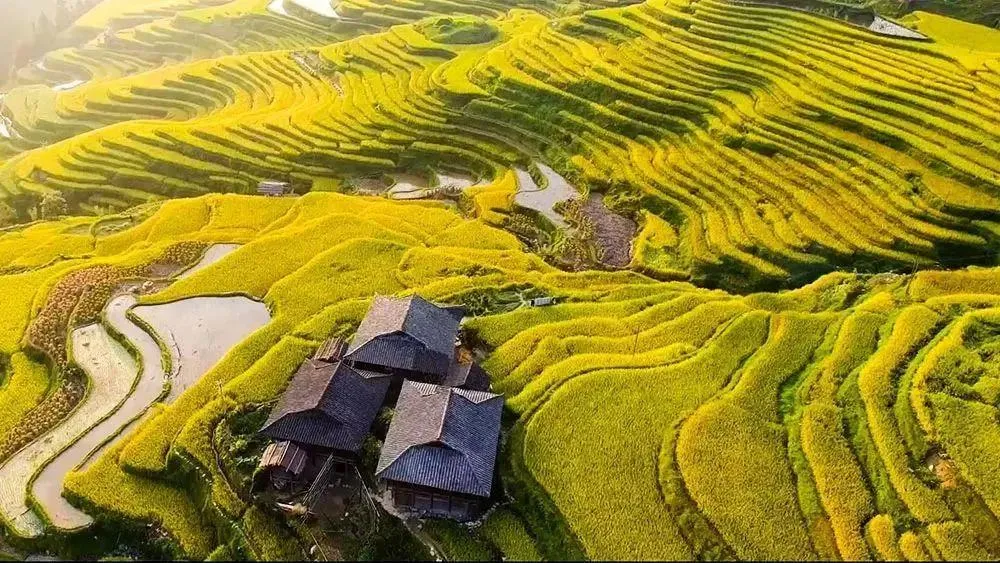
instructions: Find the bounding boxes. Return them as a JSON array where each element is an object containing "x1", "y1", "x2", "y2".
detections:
[{"x1": 514, "y1": 165, "x2": 581, "y2": 228}]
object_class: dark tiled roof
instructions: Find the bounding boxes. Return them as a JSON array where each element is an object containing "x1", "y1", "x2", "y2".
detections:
[
  {"x1": 348, "y1": 333, "x2": 450, "y2": 377},
  {"x1": 376, "y1": 381, "x2": 503, "y2": 498},
  {"x1": 346, "y1": 296, "x2": 461, "y2": 375},
  {"x1": 443, "y1": 361, "x2": 491, "y2": 391},
  {"x1": 442, "y1": 305, "x2": 467, "y2": 323},
  {"x1": 260, "y1": 361, "x2": 390, "y2": 453}
]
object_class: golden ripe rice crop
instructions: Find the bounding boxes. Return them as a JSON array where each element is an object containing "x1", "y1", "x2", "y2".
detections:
[{"x1": 0, "y1": 0, "x2": 998, "y2": 560}]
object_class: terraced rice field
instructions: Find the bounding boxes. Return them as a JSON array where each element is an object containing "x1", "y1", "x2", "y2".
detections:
[
  {"x1": 177, "y1": 243, "x2": 240, "y2": 278},
  {"x1": 0, "y1": 0, "x2": 993, "y2": 290},
  {"x1": 468, "y1": 270, "x2": 1000, "y2": 560},
  {"x1": 0, "y1": 0, "x2": 996, "y2": 560},
  {"x1": 134, "y1": 296, "x2": 271, "y2": 401},
  {"x1": 514, "y1": 166, "x2": 581, "y2": 228}
]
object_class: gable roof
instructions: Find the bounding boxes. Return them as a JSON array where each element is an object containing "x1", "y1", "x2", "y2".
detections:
[
  {"x1": 347, "y1": 332, "x2": 452, "y2": 379},
  {"x1": 376, "y1": 381, "x2": 503, "y2": 498},
  {"x1": 346, "y1": 295, "x2": 462, "y2": 365},
  {"x1": 260, "y1": 360, "x2": 390, "y2": 452}
]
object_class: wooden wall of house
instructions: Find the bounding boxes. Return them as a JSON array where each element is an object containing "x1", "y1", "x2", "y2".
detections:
[{"x1": 385, "y1": 481, "x2": 485, "y2": 521}]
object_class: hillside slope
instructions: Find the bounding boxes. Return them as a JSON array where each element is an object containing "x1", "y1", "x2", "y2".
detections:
[
  {"x1": 0, "y1": 0, "x2": 998, "y2": 561},
  {"x1": 0, "y1": 0, "x2": 998, "y2": 292}
]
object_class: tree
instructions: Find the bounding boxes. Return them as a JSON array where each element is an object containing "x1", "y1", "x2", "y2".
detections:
[
  {"x1": 34, "y1": 13, "x2": 56, "y2": 54},
  {"x1": 55, "y1": 0, "x2": 75, "y2": 29},
  {"x1": 11, "y1": 40, "x2": 32, "y2": 70},
  {"x1": 39, "y1": 192, "x2": 67, "y2": 219}
]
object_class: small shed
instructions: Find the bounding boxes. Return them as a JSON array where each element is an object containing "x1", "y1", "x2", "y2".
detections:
[
  {"x1": 258, "y1": 180, "x2": 292, "y2": 197},
  {"x1": 529, "y1": 297, "x2": 556, "y2": 307},
  {"x1": 313, "y1": 337, "x2": 346, "y2": 363},
  {"x1": 376, "y1": 381, "x2": 504, "y2": 521},
  {"x1": 259, "y1": 441, "x2": 309, "y2": 487}
]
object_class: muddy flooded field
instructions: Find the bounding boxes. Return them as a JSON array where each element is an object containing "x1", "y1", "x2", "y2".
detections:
[{"x1": 132, "y1": 296, "x2": 271, "y2": 402}]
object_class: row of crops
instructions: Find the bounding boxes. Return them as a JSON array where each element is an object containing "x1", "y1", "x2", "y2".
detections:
[
  {"x1": 6, "y1": 191, "x2": 1000, "y2": 560},
  {"x1": 468, "y1": 266, "x2": 1000, "y2": 560},
  {"x1": 0, "y1": 0, "x2": 997, "y2": 559},
  {"x1": 0, "y1": 0, "x2": 997, "y2": 291}
]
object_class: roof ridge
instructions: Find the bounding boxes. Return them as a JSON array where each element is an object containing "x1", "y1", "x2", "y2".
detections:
[
  {"x1": 435, "y1": 386, "x2": 452, "y2": 441},
  {"x1": 400, "y1": 295, "x2": 441, "y2": 353},
  {"x1": 436, "y1": 387, "x2": 487, "y2": 494},
  {"x1": 452, "y1": 386, "x2": 502, "y2": 405},
  {"x1": 397, "y1": 294, "x2": 415, "y2": 331}
]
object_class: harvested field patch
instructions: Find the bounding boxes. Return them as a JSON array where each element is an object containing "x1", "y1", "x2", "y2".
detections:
[{"x1": 580, "y1": 194, "x2": 637, "y2": 269}]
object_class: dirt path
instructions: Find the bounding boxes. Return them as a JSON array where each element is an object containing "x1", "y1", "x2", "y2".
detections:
[
  {"x1": 179, "y1": 243, "x2": 240, "y2": 280},
  {"x1": 0, "y1": 324, "x2": 136, "y2": 536},
  {"x1": 132, "y1": 296, "x2": 271, "y2": 402}
]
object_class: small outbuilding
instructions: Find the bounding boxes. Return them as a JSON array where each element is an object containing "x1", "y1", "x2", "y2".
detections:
[
  {"x1": 376, "y1": 381, "x2": 503, "y2": 521},
  {"x1": 257, "y1": 180, "x2": 292, "y2": 197},
  {"x1": 529, "y1": 296, "x2": 556, "y2": 307},
  {"x1": 259, "y1": 441, "x2": 309, "y2": 487}
]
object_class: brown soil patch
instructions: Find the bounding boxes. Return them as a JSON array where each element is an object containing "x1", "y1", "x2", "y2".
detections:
[
  {"x1": 581, "y1": 193, "x2": 637, "y2": 269},
  {"x1": 928, "y1": 451, "x2": 959, "y2": 490}
]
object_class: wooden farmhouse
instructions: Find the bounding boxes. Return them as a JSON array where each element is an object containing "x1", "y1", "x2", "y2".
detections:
[
  {"x1": 343, "y1": 295, "x2": 466, "y2": 384},
  {"x1": 376, "y1": 381, "x2": 503, "y2": 521},
  {"x1": 258, "y1": 356, "x2": 391, "y2": 486},
  {"x1": 258, "y1": 294, "x2": 503, "y2": 520}
]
